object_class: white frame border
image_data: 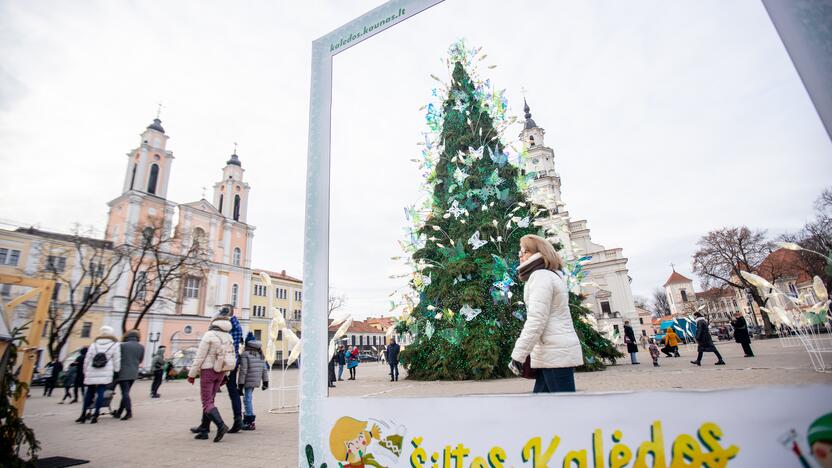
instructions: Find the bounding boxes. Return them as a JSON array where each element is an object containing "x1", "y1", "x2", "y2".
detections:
[{"x1": 301, "y1": 0, "x2": 445, "y2": 462}]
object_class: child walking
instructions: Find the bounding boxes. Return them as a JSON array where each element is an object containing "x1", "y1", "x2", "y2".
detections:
[
  {"x1": 238, "y1": 333, "x2": 269, "y2": 430},
  {"x1": 648, "y1": 338, "x2": 660, "y2": 367}
]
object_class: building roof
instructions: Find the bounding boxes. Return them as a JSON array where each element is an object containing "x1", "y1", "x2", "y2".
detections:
[
  {"x1": 755, "y1": 248, "x2": 813, "y2": 285},
  {"x1": 365, "y1": 317, "x2": 396, "y2": 330},
  {"x1": 147, "y1": 118, "x2": 165, "y2": 133},
  {"x1": 15, "y1": 227, "x2": 113, "y2": 250},
  {"x1": 254, "y1": 268, "x2": 302, "y2": 283},
  {"x1": 663, "y1": 270, "x2": 693, "y2": 287},
  {"x1": 523, "y1": 99, "x2": 537, "y2": 130},
  {"x1": 697, "y1": 287, "x2": 735, "y2": 301},
  {"x1": 226, "y1": 153, "x2": 242, "y2": 167},
  {"x1": 328, "y1": 319, "x2": 384, "y2": 334}
]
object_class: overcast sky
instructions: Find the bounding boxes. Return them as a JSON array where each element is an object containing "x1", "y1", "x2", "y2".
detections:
[{"x1": 2, "y1": 1, "x2": 830, "y2": 319}]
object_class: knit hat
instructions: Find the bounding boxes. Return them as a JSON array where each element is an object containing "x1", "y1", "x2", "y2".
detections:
[
  {"x1": 100, "y1": 325, "x2": 114, "y2": 336},
  {"x1": 245, "y1": 331, "x2": 256, "y2": 343},
  {"x1": 808, "y1": 413, "x2": 832, "y2": 446}
]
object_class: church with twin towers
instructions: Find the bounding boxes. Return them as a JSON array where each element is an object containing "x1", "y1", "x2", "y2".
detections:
[{"x1": 519, "y1": 101, "x2": 643, "y2": 340}]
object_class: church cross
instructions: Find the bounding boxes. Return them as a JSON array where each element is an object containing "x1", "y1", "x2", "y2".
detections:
[
  {"x1": 233, "y1": 141, "x2": 238, "y2": 154},
  {"x1": 201, "y1": 186, "x2": 207, "y2": 199},
  {"x1": 670, "y1": 262, "x2": 676, "y2": 272},
  {"x1": 156, "y1": 102, "x2": 164, "y2": 119}
]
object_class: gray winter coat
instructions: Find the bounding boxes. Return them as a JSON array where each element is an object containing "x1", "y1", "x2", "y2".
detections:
[
  {"x1": 117, "y1": 333, "x2": 145, "y2": 381},
  {"x1": 238, "y1": 341, "x2": 269, "y2": 389}
]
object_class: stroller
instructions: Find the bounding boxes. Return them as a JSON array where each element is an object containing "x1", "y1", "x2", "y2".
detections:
[{"x1": 100, "y1": 381, "x2": 117, "y2": 415}]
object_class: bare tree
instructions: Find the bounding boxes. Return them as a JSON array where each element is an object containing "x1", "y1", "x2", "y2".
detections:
[
  {"x1": 328, "y1": 287, "x2": 346, "y2": 316},
  {"x1": 24, "y1": 226, "x2": 126, "y2": 360},
  {"x1": 692, "y1": 226, "x2": 775, "y2": 334},
  {"x1": 781, "y1": 187, "x2": 832, "y2": 291},
  {"x1": 650, "y1": 287, "x2": 671, "y2": 318},
  {"x1": 119, "y1": 217, "x2": 209, "y2": 333}
]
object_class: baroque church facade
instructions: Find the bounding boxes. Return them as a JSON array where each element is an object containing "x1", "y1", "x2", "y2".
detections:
[{"x1": 519, "y1": 102, "x2": 644, "y2": 339}]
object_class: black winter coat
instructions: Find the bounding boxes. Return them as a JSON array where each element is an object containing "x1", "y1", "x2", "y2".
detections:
[
  {"x1": 387, "y1": 343, "x2": 401, "y2": 364},
  {"x1": 624, "y1": 325, "x2": 639, "y2": 354},
  {"x1": 336, "y1": 350, "x2": 346, "y2": 365},
  {"x1": 732, "y1": 316, "x2": 750, "y2": 344},
  {"x1": 695, "y1": 318, "x2": 716, "y2": 352}
]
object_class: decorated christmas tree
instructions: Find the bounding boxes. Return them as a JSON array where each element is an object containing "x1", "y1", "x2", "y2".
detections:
[{"x1": 395, "y1": 41, "x2": 621, "y2": 380}]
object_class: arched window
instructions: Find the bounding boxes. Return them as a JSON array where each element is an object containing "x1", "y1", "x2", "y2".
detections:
[
  {"x1": 141, "y1": 227, "x2": 154, "y2": 247},
  {"x1": 231, "y1": 284, "x2": 239, "y2": 306},
  {"x1": 681, "y1": 289, "x2": 688, "y2": 302},
  {"x1": 192, "y1": 227, "x2": 206, "y2": 248},
  {"x1": 233, "y1": 247, "x2": 241, "y2": 266},
  {"x1": 233, "y1": 195, "x2": 241, "y2": 221},
  {"x1": 129, "y1": 163, "x2": 137, "y2": 190},
  {"x1": 218, "y1": 194, "x2": 224, "y2": 213},
  {"x1": 529, "y1": 135, "x2": 535, "y2": 146},
  {"x1": 147, "y1": 164, "x2": 159, "y2": 194}
]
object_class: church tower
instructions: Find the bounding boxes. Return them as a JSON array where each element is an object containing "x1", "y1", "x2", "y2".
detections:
[
  {"x1": 519, "y1": 100, "x2": 563, "y2": 209},
  {"x1": 106, "y1": 117, "x2": 176, "y2": 246},
  {"x1": 212, "y1": 149, "x2": 251, "y2": 223},
  {"x1": 121, "y1": 118, "x2": 174, "y2": 198}
]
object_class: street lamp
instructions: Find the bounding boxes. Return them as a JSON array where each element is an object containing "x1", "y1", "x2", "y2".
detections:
[{"x1": 149, "y1": 331, "x2": 161, "y2": 356}]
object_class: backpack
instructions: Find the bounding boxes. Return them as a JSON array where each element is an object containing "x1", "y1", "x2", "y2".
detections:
[
  {"x1": 213, "y1": 333, "x2": 237, "y2": 373},
  {"x1": 91, "y1": 342, "x2": 115, "y2": 368}
]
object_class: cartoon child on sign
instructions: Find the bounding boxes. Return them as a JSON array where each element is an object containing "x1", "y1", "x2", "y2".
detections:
[
  {"x1": 809, "y1": 413, "x2": 832, "y2": 468},
  {"x1": 329, "y1": 416, "x2": 406, "y2": 468}
]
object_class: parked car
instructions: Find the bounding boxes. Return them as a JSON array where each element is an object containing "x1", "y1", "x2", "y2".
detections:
[{"x1": 357, "y1": 352, "x2": 379, "y2": 362}]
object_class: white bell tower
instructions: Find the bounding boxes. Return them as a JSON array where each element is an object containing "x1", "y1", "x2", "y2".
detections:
[
  {"x1": 120, "y1": 117, "x2": 174, "y2": 199},
  {"x1": 212, "y1": 145, "x2": 251, "y2": 223}
]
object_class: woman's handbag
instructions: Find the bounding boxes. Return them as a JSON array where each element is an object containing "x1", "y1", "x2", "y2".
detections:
[{"x1": 522, "y1": 356, "x2": 537, "y2": 379}]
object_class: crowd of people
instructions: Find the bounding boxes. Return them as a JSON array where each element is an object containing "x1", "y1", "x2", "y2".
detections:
[{"x1": 327, "y1": 338, "x2": 402, "y2": 388}]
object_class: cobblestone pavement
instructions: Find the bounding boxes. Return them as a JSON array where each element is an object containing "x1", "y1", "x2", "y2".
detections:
[{"x1": 23, "y1": 338, "x2": 831, "y2": 467}]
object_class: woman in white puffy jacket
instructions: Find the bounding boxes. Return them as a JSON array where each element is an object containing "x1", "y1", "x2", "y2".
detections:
[
  {"x1": 511, "y1": 234, "x2": 583, "y2": 393},
  {"x1": 186, "y1": 316, "x2": 232, "y2": 442},
  {"x1": 76, "y1": 325, "x2": 121, "y2": 423}
]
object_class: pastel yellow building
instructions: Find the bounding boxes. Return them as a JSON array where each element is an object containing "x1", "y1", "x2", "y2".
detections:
[{"x1": 250, "y1": 269, "x2": 302, "y2": 362}]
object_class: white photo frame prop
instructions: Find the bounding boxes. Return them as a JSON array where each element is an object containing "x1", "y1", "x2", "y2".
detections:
[{"x1": 302, "y1": 1, "x2": 832, "y2": 466}]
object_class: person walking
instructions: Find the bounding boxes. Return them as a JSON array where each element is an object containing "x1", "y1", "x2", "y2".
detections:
[
  {"x1": 187, "y1": 315, "x2": 234, "y2": 442},
  {"x1": 690, "y1": 312, "x2": 726, "y2": 366},
  {"x1": 510, "y1": 234, "x2": 584, "y2": 393},
  {"x1": 60, "y1": 360, "x2": 78, "y2": 404},
  {"x1": 219, "y1": 306, "x2": 244, "y2": 433},
  {"x1": 648, "y1": 339, "x2": 661, "y2": 367},
  {"x1": 149, "y1": 345, "x2": 166, "y2": 398},
  {"x1": 43, "y1": 357, "x2": 63, "y2": 397},
  {"x1": 346, "y1": 347, "x2": 359, "y2": 380},
  {"x1": 237, "y1": 335, "x2": 269, "y2": 430},
  {"x1": 624, "y1": 321, "x2": 640, "y2": 365},
  {"x1": 70, "y1": 347, "x2": 87, "y2": 404},
  {"x1": 661, "y1": 328, "x2": 681, "y2": 357},
  {"x1": 732, "y1": 311, "x2": 754, "y2": 357},
  {"x1": 76, "y1": 325, "x2": 121, "y2": 424},
  {"x1": 113, "y1": 329, "x2": 144, "y2": 420},
  {"x1": 387, "y1": 338, "x2": 401, "y2": 382},
  {"x1": 328, "y1": 350, "x2": 337, "y2": 388},
  {"x1": 336, "y1": 345, "x2": 346, "y2": 381}
]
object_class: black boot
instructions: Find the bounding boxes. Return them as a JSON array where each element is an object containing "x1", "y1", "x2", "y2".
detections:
[
  {"x1": 90, "y1": 409, "x2": 100, "y2": 424},
  {"x1": 228, "y1": 417, "x2": 242, "y2": 434},
  {"x1": 121, "y1": 409, "x2": 132, "y2": 421},
  {"x1": 112, "y1": 403, "x2": 123, "y2": 419},
  {"x1": 242, "y1": 415, "x2": 256, "y2": 430},
  {"x1": 207, "y1": 408, "x2": 229, "y2": 442},
  {"x1": 190, "y1": 413, "x2": 210, "y2": 434},
  {"x1": 75, "y1": 410, "x2": 88, "y2": 424}
]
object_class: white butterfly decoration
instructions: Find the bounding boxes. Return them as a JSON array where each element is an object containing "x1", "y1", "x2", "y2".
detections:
[
  {"x1": 460, "y1": 304, "x2": 482, "y2": 321},
  {"x1": 468, "y1": 231, "x2": 487, "y2": 250},
  {"x1": 517, "y1": 216, "x2": 530, "y2": 228},
  {"x1": 468, "y1": 146, "x2": 484, "y2": 161},
  {"x1": 453, "y1": 167, "x2": 470, "y2": 185},
  {"x1": 446, "y1": 200, "x2": 468, "y2": 219}
]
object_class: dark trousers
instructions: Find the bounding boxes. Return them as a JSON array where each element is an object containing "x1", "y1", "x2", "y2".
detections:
[
  {"x1": 348, "y1": 366, "x2": 356, "y2": 379},
  {"x1": 225, "y1": 365, "x2": 242, "y2": 422},
  {"x1": 741, "y1": 342, "x2": 754, "y2": 357},
  {"x1": 533, "y1": 367, "x2": 576, "y2": 393},
  {"x1": 389, "y1": 362, "x2": 399, "y2": 381},
  {"x1": 117, "y1": 380, "x2": 134, "y2": 414},
  {"x1": 661, "y1": 345, "x2": 680, "y2": 357},
  {"x1": 62, "y1": 384, "x2": 73, "y2": 401},
  {"x1": 81, "y1": 384, "x2": 107, "y2": 414},
  {"x1": 150, "y1": 370, "x2": 163, "y2": 396},
  {"x1": 695, "y1": 349, "x2": 725, "y2": 363},
  {"x1": 44, "y1": 378, "x2": 56, "y2": 396},
  {"x1": 73, "y1": 382, "x2": 84, "y2": 402}
]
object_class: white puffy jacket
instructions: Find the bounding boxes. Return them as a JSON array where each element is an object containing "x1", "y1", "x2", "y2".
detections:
[
  {"x1": 511, "y1": 269, "x2": 584, "y2": 369},
  {"x1": 83, "y1": 336, "x2": 122, "y2": 385},
  {"x1": 188, "y1": 318, "x2": 233, "y2": 378}
]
